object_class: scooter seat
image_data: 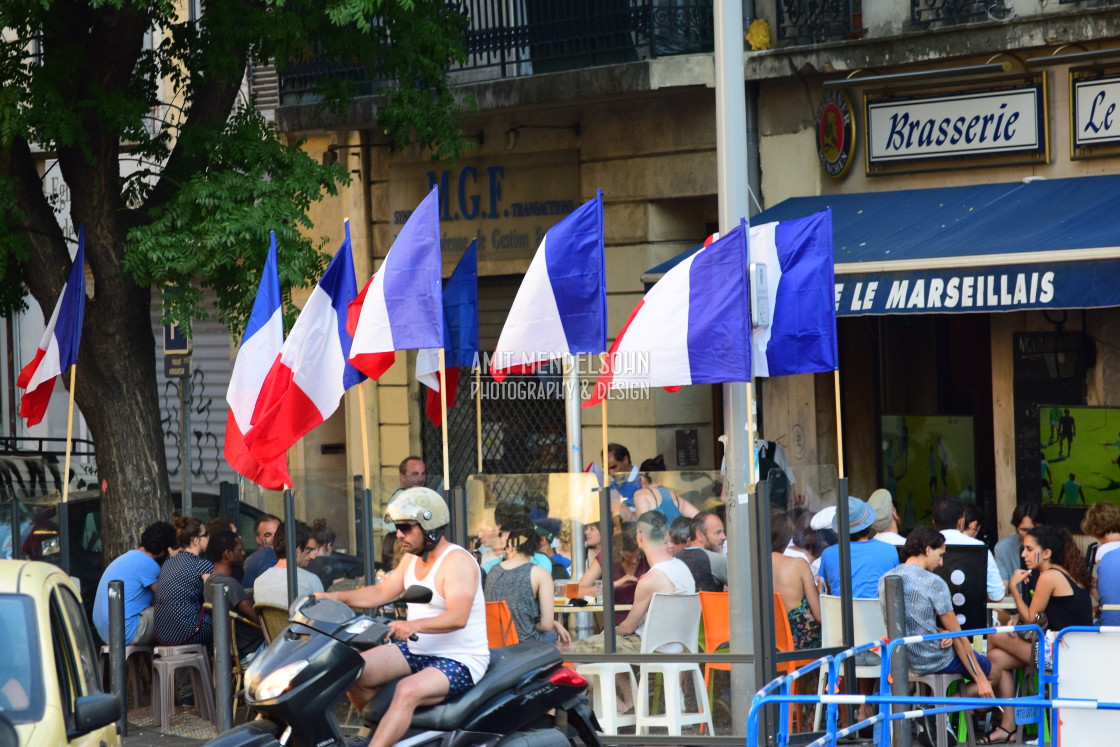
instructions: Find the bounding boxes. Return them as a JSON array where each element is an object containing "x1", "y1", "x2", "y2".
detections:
[{"x1": 362, "y1": 640, "x2": 562, "y2": 731}]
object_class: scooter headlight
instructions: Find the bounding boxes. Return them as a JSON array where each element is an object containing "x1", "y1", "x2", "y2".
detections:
[{"x1": 249, "y1": 659, "x2": 310, "y2": 702}]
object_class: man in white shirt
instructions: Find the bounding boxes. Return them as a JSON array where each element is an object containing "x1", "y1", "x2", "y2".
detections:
[
  {"x1": 868, "y1": 489, "x2": 906, "y2": 546},
  {"x1": 254, "y1": 521, "x2": 324, "y2": 606},
  {"x1": 932, "y1": 496, "x2": 1005, "y2": 602}
]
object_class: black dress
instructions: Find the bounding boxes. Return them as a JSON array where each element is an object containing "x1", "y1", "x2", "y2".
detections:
[{"x1": 153, "y1": 552, "x2": 214, "y2": 645}]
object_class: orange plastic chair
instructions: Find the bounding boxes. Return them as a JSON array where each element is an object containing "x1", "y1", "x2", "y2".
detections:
[
  {"x1": 698, "y1": 591, "x2": 730, "y2": 698},
  {"x1": 485, "y1": 600, "x2": 520, "y2": 648},
  {"x1": 772, "y1": 594, "x2": 816, "y2": 731}
]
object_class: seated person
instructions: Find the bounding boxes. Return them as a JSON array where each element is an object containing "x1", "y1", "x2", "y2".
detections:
[
  {"x1": 577, "y1": 523, "x2": 649, "y2": 625},
  {"x1": 934, "y1": 495, "x2": 1006, "y2": 603},
  {"x1": 817, "y1": 496, "x2": 899, "y2": 597},
  {"x1": 92, "y1": 520, "x2": 175, "y2": 645},
  {"x1": 771, "y1": 511, "x2": 820, "y2": 649},
  {"x1": 992, "y1": 502, "x2": 1041, "y2": 588},
  {"x1": 985, "y1": 526, "x2": 1092, "y2": 741},
  {"x1": 253, "y1": 521, "x2": 323, "y2": 607},
  {"x1": 153, "y1": 516, "x2": 213, "y2": 646},
  {"x1": 242, "y1": 513, "x2": 281, "y2": 590},
  {"x1": 317, "y1": 488, "x2": 488, "y2": 747},
  {"x1": 203, "y1": 530, "x2": 265, "y2": 663},
  {"x1": 307, "y1": 518, "x2": 362, "y2": 590},
  {"x1": 482, "y1": 524, "x2": 569, "y2": 644},
  {"x1": 878, "y1": 528, "x2": 1004, "y2": 739},
  {"x1": 480, "y1": 521, "x2": 552, "y2": 576},
  {"x1": 573, "y1": 510, "x2": 695, "y2": 653},
  {"x1": 632, "y1": 455, "x2": 698, "y2": 524},
  {"x1": 676, "y1": 511, "x2": 728, "y2": 592},
  {"x1": 607, "y1": 442, "x2": 641, "y2": 521}
]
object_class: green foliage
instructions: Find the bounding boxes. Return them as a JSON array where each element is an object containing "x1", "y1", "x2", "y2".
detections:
[
  {"x1": 124, "y1": 103, "x2": 345, "y2": 339},
  {"x1": 0, "y1": 0, "x2": 468, "y2": 334}
]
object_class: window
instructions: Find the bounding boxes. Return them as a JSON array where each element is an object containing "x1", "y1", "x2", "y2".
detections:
[{"x1": 0, "y1": 594, "x2": 45, "y2": 723}]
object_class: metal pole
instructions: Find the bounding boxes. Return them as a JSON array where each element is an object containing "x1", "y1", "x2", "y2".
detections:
[
  {"x1": 883, "y1": 574, "x2": 913, "y2": 747},
  {"x1": 10, "y1": 498, "x2": 21, "y2": 559},
  {"x1": 715, "y1": 0, "x2": 756, "y2": 733},
  {"x1": 836, "y1": 475, "x2": 855, "y2": 722},
  {"x1": 450, "y1": 486, "x2": 468, "y2": 549},
  {"x1": 58, "y1": 500, "x2": 70, "y2": 574},
  {"x1": 597, "y1": 486, "x2": 615, "y2": 654},
  {"x1": 108, "y1": 579, "x2": 127, "y2": 736},
  {"x1": 284, "y1": 489, "x2": 297, "y2": 605},
  {"x1": 212, "y1": 581, "x2": 233, "y2": 732},
  {"x1": 360, "y1": 482, "x2": 376, "y2": 584},
  {"x1": 751, "y1": 480, "x2": 776, "y2": 740},
  {"x1": 563, "y1": 354, "x2": 586, "y2": 584},
  {"x1": 181, "y1": 375, "x2": 193, "y2": 518}
]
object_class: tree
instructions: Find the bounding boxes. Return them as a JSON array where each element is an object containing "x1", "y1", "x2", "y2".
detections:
[{"x1": 0, "y1": 0, "x2": 467, "y2": 558}]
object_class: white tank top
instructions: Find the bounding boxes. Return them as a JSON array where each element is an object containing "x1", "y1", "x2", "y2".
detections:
[
  {"x1": 635, "y1": 557, "x2": 696, "y2": 641},
  {"x1": 402, "y1": 544, "x2": 490, "y2": 682}
]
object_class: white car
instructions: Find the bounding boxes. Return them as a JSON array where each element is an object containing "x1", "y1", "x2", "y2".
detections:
[{"x1": 0, "y1": 559, "x2": 120, "y2": 746}]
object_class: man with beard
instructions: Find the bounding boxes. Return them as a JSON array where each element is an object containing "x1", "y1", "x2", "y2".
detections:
[{"x1": 319, "y1": 487, "x2": 488, "y2": 747}]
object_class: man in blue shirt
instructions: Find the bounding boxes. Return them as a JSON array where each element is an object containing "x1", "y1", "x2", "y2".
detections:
[
  {"x1": 608, "y1": 443, "x2": 641, "y2": 520},
  {"x1": 817, "y1": 496, "x2": 900, "y2": 598},
  {"x1": 92, "y1": 521, "x2": 176, "y2": 645}
]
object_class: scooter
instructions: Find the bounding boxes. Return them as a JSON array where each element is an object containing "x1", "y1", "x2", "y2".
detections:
[{"x1": 206, "y1": 587, "x2": 604, "y2": 747}]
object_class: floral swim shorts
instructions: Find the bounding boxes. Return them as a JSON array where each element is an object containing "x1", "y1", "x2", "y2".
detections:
[{"x1": 394, "y1": 641, "x2": 476, "y2": 697}]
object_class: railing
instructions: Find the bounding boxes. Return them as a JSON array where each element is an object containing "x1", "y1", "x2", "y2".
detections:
[
  {"x1": 910, "y1": 0, "x2": 1009, "y2": 26},
  {"x1": 776, "y1": 0, "x2": 863, "y2": 44},
  {"x1": 278, "y1": 0, "x2": 715, "y2": 105}
]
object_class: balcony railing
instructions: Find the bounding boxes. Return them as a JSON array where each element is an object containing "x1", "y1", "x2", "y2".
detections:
[
  {"x1": 911, "y1": 0, "x2": 1009, "y2": 26},
  {"x1": 278, "y1": 0, "x2": 715, "y2": 106},
  {"x1": 776, "y1": 0, "x2": 863, "y2": 44}
]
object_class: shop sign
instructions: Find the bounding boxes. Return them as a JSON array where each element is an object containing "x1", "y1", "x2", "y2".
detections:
[
  {"x1": 867, "y1": 86, "x2": 1043, "y2": 165},
  {"x1": 1072, "y1": 75, "x2": 1120, "y2": 149},
  {"x1": 389, "y1": 151, "x2": 580, "y2": 264},
  {"x1": 832, "y1": 258, "x2": 1118, "y2": 316},
  {"x1": 817, "y1": 89, "x2": 857, "y2": 179}
]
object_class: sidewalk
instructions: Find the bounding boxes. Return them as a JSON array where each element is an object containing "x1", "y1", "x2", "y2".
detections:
[
  {"x1": 121, "y1": 709, "x2": 215, "y2": 746},
  {"x1": 122, "y1": 722, "x2": 206, "y2": 746}
]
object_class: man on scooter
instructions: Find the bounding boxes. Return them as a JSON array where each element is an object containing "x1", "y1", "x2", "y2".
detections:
[{"x1": 317, "y1": 487, "x2": 489, "y2": 747}]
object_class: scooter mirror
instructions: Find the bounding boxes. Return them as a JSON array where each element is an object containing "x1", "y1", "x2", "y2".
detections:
[{"x1": 398, "y1": 585, "x2": 433, "y2": 604}]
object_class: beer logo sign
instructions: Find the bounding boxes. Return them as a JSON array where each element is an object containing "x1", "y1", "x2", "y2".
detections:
[{"x1": 817, "y1": 90, "x2": 857, "y2": 179}]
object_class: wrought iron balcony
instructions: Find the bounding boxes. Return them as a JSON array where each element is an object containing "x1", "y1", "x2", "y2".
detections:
[
  {"x1": 911, "y1": 0, "x2": 1009, "y2": 26},
  {"x1": 279, "y1": 0, "x2": 715, "y2": 106},
  {"x1": 776, "y1": 0, "x2": 863, "y2": 44}
]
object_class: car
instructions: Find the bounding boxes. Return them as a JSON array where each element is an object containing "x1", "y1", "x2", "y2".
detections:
[{"x1": 0, "y1": 558, "x2": 121, "y2": 746}]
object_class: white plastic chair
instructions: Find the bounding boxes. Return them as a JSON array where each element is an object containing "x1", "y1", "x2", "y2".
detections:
[
  {"x1": 813, "y1": 594, "x2": 887, "y2": 730},
  {"x1": 634, "y1": 593, "x2": 713, "y2": 736},
  {"x1": 575, "y1": 652, "x2": 638, "y2": 733}
]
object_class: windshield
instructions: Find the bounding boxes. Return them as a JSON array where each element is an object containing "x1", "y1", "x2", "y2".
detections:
[{"x1": 0, "y1": 594, "x2": 45, "y2": 724}]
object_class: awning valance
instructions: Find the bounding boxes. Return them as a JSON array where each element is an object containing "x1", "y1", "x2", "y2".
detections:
[{"x1": 642, "y1": 175, "x2": 1120, "y2": 316}]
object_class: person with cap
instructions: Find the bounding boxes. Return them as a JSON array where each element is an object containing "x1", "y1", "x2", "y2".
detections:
[
  {"x1": 529, "y1": 507, "x2": 571, "y2": 579},
  {"x1": 932, "y1": 495, "x2": 1006, "y2": 602},
  {"x1": 481, "y1": 520, "x2": 553, "y2": 575},
  {"x1": 867, "y1": 489, "x2": 905, "y2": 546},
  {"x1": 816, "y1": 496, "x2": 900, "y2": 597},
  {"x1": 318, "y1": 487, "x2": 489, "y2": 747}
]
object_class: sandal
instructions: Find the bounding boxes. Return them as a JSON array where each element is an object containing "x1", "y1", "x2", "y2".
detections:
[{"x1": 978, "y1": 725, "x2": 1016, "y2": 744}]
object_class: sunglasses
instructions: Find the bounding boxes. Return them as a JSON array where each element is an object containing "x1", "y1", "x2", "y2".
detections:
[{"x1": 396, "y1": 522, "x2": 420, "y2": 534}]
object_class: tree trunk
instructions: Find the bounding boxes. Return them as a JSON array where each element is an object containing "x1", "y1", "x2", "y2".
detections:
[{"x1": 74, "y1": 272, "x2": 174, "y2": 560}]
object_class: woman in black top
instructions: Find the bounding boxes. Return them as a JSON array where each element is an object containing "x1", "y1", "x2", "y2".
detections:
[
  {"x1": 153, "y1": 516, "x2": 213, "y2": 646},
  {"x1": 982, "y1": 525, "x2": 1091, "y2": 742}
]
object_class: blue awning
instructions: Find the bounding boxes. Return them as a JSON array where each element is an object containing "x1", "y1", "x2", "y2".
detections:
[{"x1": 641, "y1": 175, "x2": 1120, "y2": 316}]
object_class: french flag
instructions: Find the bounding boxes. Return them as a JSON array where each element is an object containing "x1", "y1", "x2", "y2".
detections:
[
  {"x1": 18, "y1": 227, "x2": 86, "y2": 427},
  {"x1": 584, "y1": 221, "x2": 751, "y2": 406},
  {"x1": 224, "y1": 233, "x2": 290, "y2": 490},
  {"x1": 348, "y1": 187, "x2": 444, "y2": 380},
  {"x1": 416, "y1": 239, "x2": 479, "y2": 427},
  {"x1": 750, "y1": 209, "x2": 837, "y2": 378},
  {"x1": 490, "y1": 191, "x2": 605, "y2": 382},
  {"x1": 244, "y1": 228, "x2": 365, "y2": 464}
]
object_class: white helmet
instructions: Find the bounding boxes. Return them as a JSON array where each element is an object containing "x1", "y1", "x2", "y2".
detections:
[{"x1": 386, "y1": 487, "x2": 449, "y2": 531}]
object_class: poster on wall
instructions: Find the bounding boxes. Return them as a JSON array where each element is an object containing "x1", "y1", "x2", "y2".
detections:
[
  {"x1": 1038, "y1": 406, "x2": 1120, "y2": 507},
  {"x1": 881, "y1": 415, "x2": 976, "y2": 531}
]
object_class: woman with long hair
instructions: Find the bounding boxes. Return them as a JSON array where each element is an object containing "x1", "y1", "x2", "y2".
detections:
[
  {"x1": 577, "y1": 523, "x2": 650, "y2": 625},
  {"x1": 771, "y1": 511, "x2": 821, "y2": 649},
  {"x1": 153, "y1": 516, "x2": 213, "y2": 646},
  {"x1": 982, "y1": 525, "x2": 1092, "y2": 743},
  {"x1": 483, "y1": 523, "x2": 570, "y2": 644}
]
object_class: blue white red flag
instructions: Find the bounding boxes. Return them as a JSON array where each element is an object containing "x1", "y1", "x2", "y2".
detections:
[
  {"x1": 348, "y1": 187, "x2": 444, "y2": 380},
  {"x1": 750, "y1": 209, "x2": 837, "y2": 377},
  {"x1": 585, "y1": 221, "x2": 750, "y2": 406},
  {"x1": 18, "y1": 226, "x2": 86, "y2": 427},
  {"x1": 416, "y1": 240, "x2": 479, "y2": 427},
  {"x1": 245, "y1": 228, "x2": 365, "y2": 465},
  {"x1": 224, "y1": 233, "x2": 290, "y2": 489},
  {"x1": 490, "y1": 192, "x2": 605, "y2": 381}
]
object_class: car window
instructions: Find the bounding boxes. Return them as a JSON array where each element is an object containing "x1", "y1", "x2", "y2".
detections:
[
  {"x1": 49, "y1": 590, "x2": 78, "y2": 730},
  {"x1": 0, "y1": 594, "x2": 45, "y2": 723},
  {"x1": 55, "y1": 585, "x2": 101, "y2": 696}
]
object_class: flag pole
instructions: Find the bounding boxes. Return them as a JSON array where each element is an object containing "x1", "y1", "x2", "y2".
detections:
[
  {"x1": 601, "y1": 399, "x2": 609, "y2": 480},
  {"x1": 833, "y1": 369, "x2": 845, "y2": 478},
  {"x1": 62, "y1": 365, "x2": 77, "y2": 504},
  {"x1": 438, "y1": 348, "x2": 451, "y2": 490},
  {"x1": 358, "y1": 384, "x2": 372, "y2": 488},
  {"x1": 474, "y1": 366, "x2": 483, "y2": 473}
]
